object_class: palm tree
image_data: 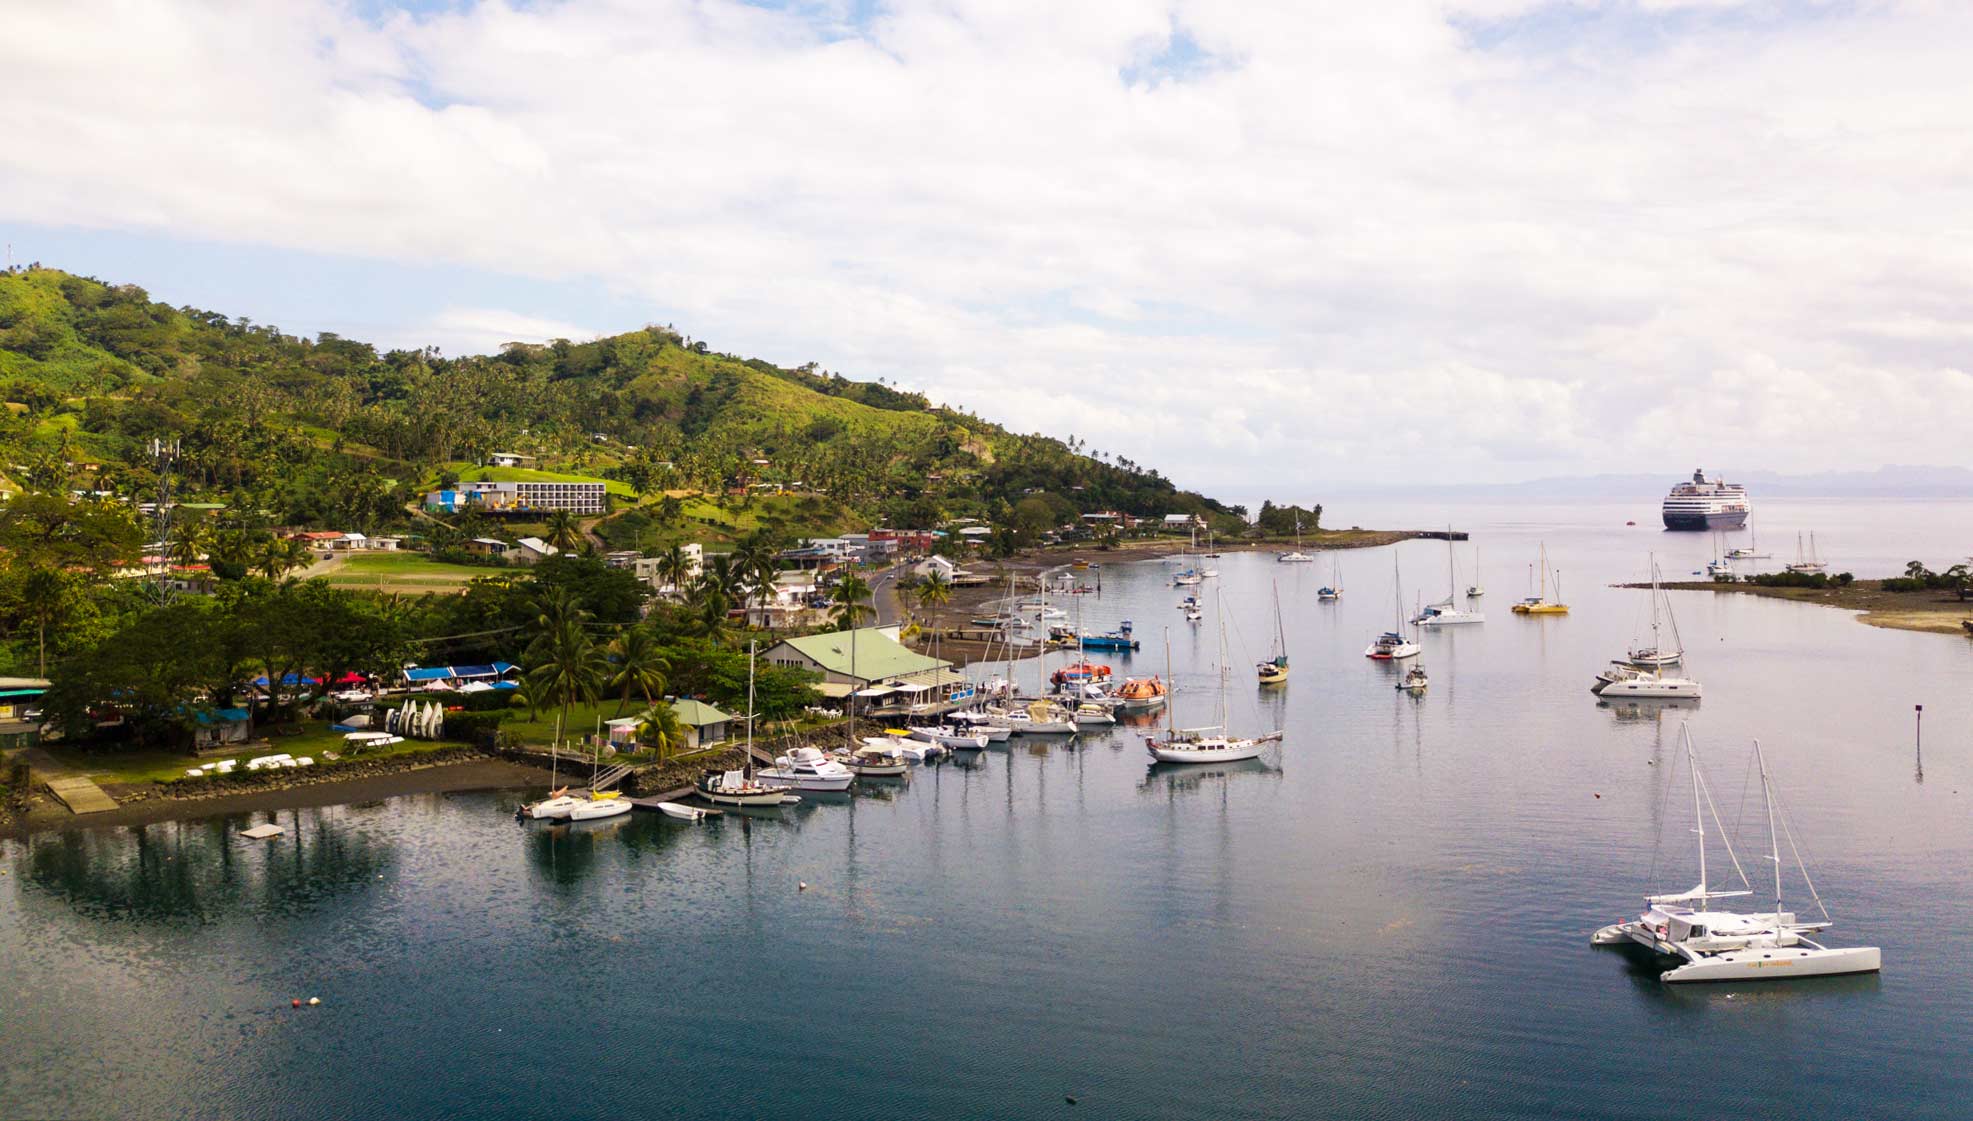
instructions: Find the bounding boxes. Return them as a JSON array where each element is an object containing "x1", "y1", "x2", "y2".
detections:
[
  {"x1": 655, "y1": 544, "x2": 691, "y2": 599},
  {"x1": 510, "y1": 675, "x2": 545, "y2": 722},
  {"x1": 546, "y1": 510, "x2": 583, "y2": 552},
  {"x1": 607, "y1": 627, "x2": 670, "y2": 715},
  {"x1": 632, "y1": 700, "x2": 687, "y2": 761},
  {"x1": 830, "y1": 573, "x2": 873, "y2": 630},
  {"x1": 915, "y1": 569, "x2": 952, "y2": 617},
  {"x1": 525, "y1": 594, "x2": 608, "y2": 748}
]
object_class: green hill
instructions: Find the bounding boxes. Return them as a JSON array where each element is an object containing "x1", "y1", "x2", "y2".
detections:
[{"x1": 0, "y1": 265, "x2": 1235, "y2": 535}]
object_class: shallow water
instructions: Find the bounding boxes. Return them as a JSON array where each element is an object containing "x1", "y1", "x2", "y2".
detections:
[{"x1": 4, "y1": 500, "x2": 1971, "y2": 1119}]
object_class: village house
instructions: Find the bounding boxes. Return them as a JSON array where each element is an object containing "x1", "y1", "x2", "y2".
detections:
[{"x1": 670, "y1": 699, "x2": 732, "y2": 750}]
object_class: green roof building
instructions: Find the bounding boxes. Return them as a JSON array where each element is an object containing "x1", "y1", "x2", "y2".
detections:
[
  {"x1": 760, "y1": 627, "x2": 960, "y2": 697},
  {"x1": 668, "y1": 699, "x2": 733, "y2": 750}
]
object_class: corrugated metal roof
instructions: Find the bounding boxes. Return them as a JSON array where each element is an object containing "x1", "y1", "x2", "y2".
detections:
[{"x1": 767, "y1": 628, "x2": 951, "y2": 682}]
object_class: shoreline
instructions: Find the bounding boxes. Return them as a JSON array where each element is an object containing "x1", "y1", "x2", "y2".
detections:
[
  {"x1": 1621, "y1": 579, "x2": 1973, "y2": 637},
  {"x1": 3, "y1": 755, "x2": 556, "y2": 837}
]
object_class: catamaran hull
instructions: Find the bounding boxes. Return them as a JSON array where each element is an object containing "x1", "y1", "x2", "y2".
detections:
[
  {"x1": 1592, "y1": 678, "x2": 1703, "y2": 699},
  {"x1": 1662, "y1": 946, "x2": 1880, "y2": 982},
  {"x1": 1365, "y1": 645, "x2": 1421, "y2": 660}
]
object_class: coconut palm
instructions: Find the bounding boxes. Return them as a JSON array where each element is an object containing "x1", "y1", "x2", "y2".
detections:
[
  {"x1": 632, "y1": 700, "x2": 687, "y2": 761},
  {"x1": 915, "y1": 569, "x2": 952, "y2": 616},
  {"x1": 509, "y1": 675, "x2": 545, "y2": 722},
  {"x1": 655, "y1": 543, "x2": 691, "y2": 599},
  {"x1": 257, "y1": 535, "x2": 312, "y2": 580},
  {"x1": 607, "y1": 627, "x2": 670, "y2": 715},
  {"x1": 525, "y1": 594, "x2": 608, "y2": 748},
  {"x1": 830, "y1": 573, "x2": 873, "y2": 630},
  {"x1": 546, "y1": 510, "x2": 583, "y2": 552}
]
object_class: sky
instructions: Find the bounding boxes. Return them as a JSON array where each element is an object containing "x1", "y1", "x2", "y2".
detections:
[{"x1": 5, "y1": 0, "x2": 1972, "y2": 493}]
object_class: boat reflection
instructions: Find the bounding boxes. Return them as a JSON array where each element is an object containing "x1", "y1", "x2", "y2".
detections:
[
  {"x1": 1139, "y1": 756, "x2": 1279, "y2": 794},
  {"x1": 1599, "y1": 697, "x2": 1696, "y2": 721}
]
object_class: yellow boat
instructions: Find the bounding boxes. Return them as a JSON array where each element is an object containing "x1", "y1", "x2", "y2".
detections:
[
  {"x1": 1256, "y1": 582, "x2": 1290, "y2": 684},
  {"x1": 1510, "y1": 542, "x2": 1569, "y2": 614},
  {"x1": 1256, "y1": 659, "x2": 1289, "y2": 685}
]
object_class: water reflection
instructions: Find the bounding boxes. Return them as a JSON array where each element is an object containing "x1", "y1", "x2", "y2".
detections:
[
  {"x1": 1139, "y1": 757, "x2": 1280, "y2": 795},
  {"x1": 17, "y1": 807, "x2": 392, "y2": 924}
]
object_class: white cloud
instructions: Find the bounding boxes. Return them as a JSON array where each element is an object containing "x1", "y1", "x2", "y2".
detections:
[
  {"x1": 1, "y1": 0, "x2": 1968, "y2": 489},
  {"x1": 416, "y1": 308, "x2": 602, "y2": 357}
]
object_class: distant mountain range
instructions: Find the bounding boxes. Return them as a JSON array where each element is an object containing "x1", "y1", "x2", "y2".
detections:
[{"x1": 1326, "y1": 466, "x2": 1973, "y2": 500}]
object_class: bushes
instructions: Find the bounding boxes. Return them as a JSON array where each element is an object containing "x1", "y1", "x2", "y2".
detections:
[
  {"x1": 1744, "y1": 571, "x2": 1854, "y2": 589},
  {"x1": 455, "y1": 688, "x2": 519, "y2": 712},
  {"x1": 440, "y1": 710, "x2": 508, "y2": 744}
]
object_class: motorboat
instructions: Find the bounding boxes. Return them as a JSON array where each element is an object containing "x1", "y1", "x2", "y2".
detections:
[
  {"x1": 1184, "y1": 605, "x2": 1203, "y2": 621},
  {"x1": 907, "y1": 725, "x2": 987, "y2": 750},
  {"x1": 841, "y1": 745, "x2": 909, "y2": 777},
  {"x1": 946, "y1": 711, "x2": 1014, "y2": 741},
  {"x1": 1397, "y1": 665, "x2": 1428, "y2": 692},
  {"x1": 757, "y1": 746, "x2": 855, "y2": 791},
  {"x1": 987, "y1": 700, "x2": 1076, "y2": 735},
  {"x1": 1509, "y1": 542, "x2": 1568, "y2": 613},
  {"x1": 656, "y1": 801, "x2": 711, "y2": 821},
  {"x1": 1176, "y1": 595, "x2": 1200, "y2": 612},
  {"x1": 1592, "y1": 730, "x2": 1879, "y2": 983},
  {"x1": 1070, "y1": 703, "x2": 1116, "y2": 727},
  {"x1": 1591, "y1": 662, "x2": 1702, "y2": 699},
  {"x1": 567, "y1": 792, "x2": 633, "y2": 821},
  {"x1": 697, "y1": 768, "x2": 789, "y2": 806}
]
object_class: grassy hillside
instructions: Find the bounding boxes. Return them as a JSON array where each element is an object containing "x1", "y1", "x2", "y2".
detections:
[{"x1": 0, "y1": 264, "x2": 1236, "y2": 538}]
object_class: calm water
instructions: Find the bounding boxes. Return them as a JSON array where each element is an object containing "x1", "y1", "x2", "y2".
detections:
[{"x1": 6, "y1": 500, "x2": 1973, "y2": 1119}]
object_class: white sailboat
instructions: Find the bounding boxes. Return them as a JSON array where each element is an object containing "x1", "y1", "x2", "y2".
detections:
[
  {"x1": 1466, "y1": 544, "x2": 1484, "y2": 598},
  {"x1": 1145, "y1": 591, "x2": 1280, "y2": 764},
  {"x1": 697, "y1": 643, "x2": 787, "y2": 806},
  {"x1": 1365, "y1": 553, "x2": 1421, "y2": 660},
  {"x1": 1591, "y1": 660, "x2": 1702, "y2": 699},
  {"x1": 1626, "y1": 556, "x2": 1684, "y2": 668},
  {"x1": 1277, "y1": 515, "x2": 1313, "y2": 563},
  {"x1": 1725, "y1": 522, "x2": 1770, "y2": 560},
  {"x1": 1414, "y1": 530, "x2": 1483, "y2": 626},
  {"x1": 1317, "y1": 557, "x2": 1342, "y2": 601},
  {"x1": 1786, "y1": 531, "x2": 1827, "y2": 574},
  {"x1": 1593, "y1": 729, "x2": 1880, "y2": 983}
]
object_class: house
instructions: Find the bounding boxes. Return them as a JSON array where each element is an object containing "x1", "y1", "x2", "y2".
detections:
[
  {"x1": 1163, "y1": 513, "x2": 1201, "y2": 531},
  {"x1": 871, "y1": 528, "x2": 939, "y2": 554},
  {"x1": 465, "y1": 538, "x2": 513, "y2": 559},
  {"x1": 746, "y1": 570, "x2": 823, "y2": 628},
  {"x1": 957, "y1": 526, "x2": 993, "y2": 546},
  {"x1": 514, "y1": 537, "x2": 558, "y2": 564},
  {"x1": 669, "y1": 699, "x2": 732, "y2": 750},
  {"x1": 760, "y1": 627, "x2": 962, "y2": 701},
  {"x1": 488, "y1": 452, "x2": 535, "y2": 468},
  {"x1": 193, "y1": 707, "x2": 252, "y2": 750},
  {"x1": 912, "y1": 555, "x2": 958, "y2": 582},
  {"x1": 633, "y1": 543, "x2": 702, "y2": 593}
]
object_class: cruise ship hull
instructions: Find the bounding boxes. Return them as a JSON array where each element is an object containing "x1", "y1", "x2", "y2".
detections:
[{"x1": 1662, "y1": 509, "x2": 1748, "y2": 531}]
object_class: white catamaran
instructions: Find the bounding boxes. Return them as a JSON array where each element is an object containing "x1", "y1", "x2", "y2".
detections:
[{"x1": 1593, "y1": 729, "x2": 1880, "y2": 983}]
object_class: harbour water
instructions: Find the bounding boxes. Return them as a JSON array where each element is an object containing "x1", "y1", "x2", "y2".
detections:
[{"x1": 5, "y1": 500, "x2": 1973, "y2": 1119}]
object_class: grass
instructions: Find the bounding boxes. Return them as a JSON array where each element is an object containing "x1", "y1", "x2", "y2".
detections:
[
  {"x1": 324, "y1": 552, "x2": 491, "y2": 594},
  {"x1": 44, "y1": 725, "x2": 460, "y2": 787},
  {"x1": 440, "y1": 462, "x2": 638, "y2": 498}
]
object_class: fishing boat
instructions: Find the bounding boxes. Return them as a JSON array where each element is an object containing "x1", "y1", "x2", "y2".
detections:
[
  {"x1": 1591, "y1": 662, "x2": 1702, "y2": 700},
  {"x1": 1078, "y1": 621, "x2": 1139, "y2": 651},
  {"x1": 1786, "y1": 532, "x2": 1827, "y2": 575},
  {"x1": 1365, "y1": 554, "x2": 1421, "y2": 660},
  {"x1": 1397, "y1": 665, "x2": 1428, "y2": 692},
  {"x1": 1256, "y1": 581, "x2": 1289, "y2": 685},
  {"x1": 1509, "y1": 543, "x2": 1569, "y2": 614},
  {"x1": 1144, "y1": 599, "x2": 1280, "y2": 764},
  {"x1": 757, "y1": 745, "x2": 856, "y2": 791},
  {"x1": 1592, "y1": 729, "x2": 1880, "y2": 982},
  {"x1": 1626, "y1": 556, "x2": 1684, "y2": 668},
  {"x1": 1414, "y1": 530, "x2": 1483, "y2": 626}
]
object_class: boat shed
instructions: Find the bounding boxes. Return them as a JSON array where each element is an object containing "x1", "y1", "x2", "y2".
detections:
[
  {"x1": 193, "y1": 707, "x2": 252, "y2": 749},
  {"x1": 669, "y1": 699, "x2": 732, "y2": 750}
]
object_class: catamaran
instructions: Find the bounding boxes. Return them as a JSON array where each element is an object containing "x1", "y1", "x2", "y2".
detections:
[
  {"x1": 1256, "y1": 581, "x2": 1289, "y2": 685},
  {"x1": 1592, "y1": 660, "x2": 1702, "y2": 699},
  {"x1": 1626, "y1": 555, "x2": 1684, "y2": 668},
  {"x1": 1365, "y1": 553, "x2": 1421, "y2": 660},
  {"x1": 1510, "y1": 543, "x2": 1569, "y2": 614},
  {"x1": 1592, "y1": 729, "x2": 1880, "y2": 983},
  {"x1": 1414, "y1": 530, "x2": 1483, "y2": 626}
]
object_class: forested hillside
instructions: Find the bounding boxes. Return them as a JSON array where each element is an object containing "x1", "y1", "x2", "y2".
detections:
[{"x1": 0, "y1": 265, "x2": 1231, "y2": 531}]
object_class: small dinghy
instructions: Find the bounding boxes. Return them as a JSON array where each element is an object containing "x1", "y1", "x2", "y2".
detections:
[{"x1": 656, "y1": 801, "x2": 714, "y2": 822}]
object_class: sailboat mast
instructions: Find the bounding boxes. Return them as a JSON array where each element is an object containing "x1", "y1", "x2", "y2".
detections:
[
  {"x1": 1162, "y1": 627, "x2": 1176, "y2": 740},
  {"x1": 1689, "y1": 730, "x2": 1707, "y2": 896},
  {"x1": 746, "y1": 641, "x2": 757, "y2": 780},
  {"x1": 1214, "y1": 582, "x2": 1229, "y2": 731},
  {"x1": 1757, "y1": 739, "x2": 1783, "y2": 926}
]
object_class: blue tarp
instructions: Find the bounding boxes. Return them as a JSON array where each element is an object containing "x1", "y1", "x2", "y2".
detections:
[
  {"x1": 252, "y1": 674, "x2": 319, "y2": 687},
  {"x1": 405, "y1": 662, "x2": 520, "y2": 682},
  {"x1": 195, "y1": 708, "x2": 250, "y2": 725},
  {"x1": 404, "y1": 667, "x2": 453, "y2": 682}
]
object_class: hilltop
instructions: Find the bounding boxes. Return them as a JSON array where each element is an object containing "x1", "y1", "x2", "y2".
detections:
[{"x1": 0, "y1": 265, "x2": 1236, "y2": 537}]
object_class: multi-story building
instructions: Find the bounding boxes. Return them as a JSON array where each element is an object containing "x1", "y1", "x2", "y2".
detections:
[{"x1": 424, "y1": 480, "x2": 607, "y2": 515}]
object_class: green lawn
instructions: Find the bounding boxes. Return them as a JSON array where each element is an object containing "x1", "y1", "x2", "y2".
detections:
[
  {"x1": 325, "y1": 552, "x2": 491, "y2": 593},
  {"x1": 440, "y1": 462, "x2": 638, "y2": 498},
  {"x1": 45, "y1": 724, "x2": 459, "y2": 786}
]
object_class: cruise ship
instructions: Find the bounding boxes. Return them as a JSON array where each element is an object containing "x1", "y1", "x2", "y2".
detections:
[{"x1": 1661, "y1": 468, "x2": 1749, "y2": 531}]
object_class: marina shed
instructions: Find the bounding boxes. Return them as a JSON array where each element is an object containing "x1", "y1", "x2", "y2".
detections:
[
  {"x1": 669, "y1": 699, "x2": 732, "y2": 750},
  {"x1": 193, "y1": 707, "x2": 252, "y2": 749}
]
